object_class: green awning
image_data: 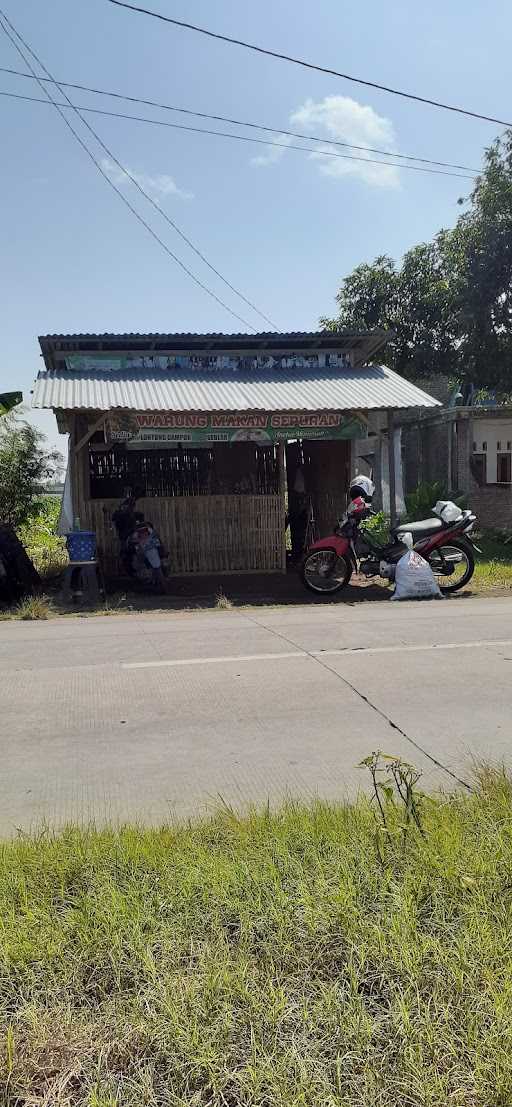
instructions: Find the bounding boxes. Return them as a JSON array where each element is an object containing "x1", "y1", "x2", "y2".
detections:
[{"x1": 0, "y1": 392, "x2": 22, "y2": 416}]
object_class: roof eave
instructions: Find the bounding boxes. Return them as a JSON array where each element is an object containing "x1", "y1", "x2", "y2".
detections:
[{"x1": 38, "y1": 329, "x2": 393, "y2": 371}]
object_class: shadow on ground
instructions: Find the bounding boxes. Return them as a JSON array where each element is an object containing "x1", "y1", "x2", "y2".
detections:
[{"x1": 43, "y1": 569, "x2": 477, "y2": 616}]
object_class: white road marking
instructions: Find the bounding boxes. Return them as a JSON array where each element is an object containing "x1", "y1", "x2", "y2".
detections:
[
  {"x1": 122, "y1": 638, "x2": 512, "y2": 670},
  {"x1": 317, "y1": 638, "x2": 512, "y2": 657},
  {"x1": 123, "y1": 651, "x2": 305, "y2": 669}
]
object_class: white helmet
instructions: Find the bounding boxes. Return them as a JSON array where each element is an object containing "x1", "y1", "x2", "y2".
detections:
[{"x1": 349, "y1": 474, "x2": 375, "y2": 503}]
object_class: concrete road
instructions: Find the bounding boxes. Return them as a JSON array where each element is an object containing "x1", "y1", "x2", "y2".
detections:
[{"x1": 1, "y1": 596, "x2": 511, "y2": 833}]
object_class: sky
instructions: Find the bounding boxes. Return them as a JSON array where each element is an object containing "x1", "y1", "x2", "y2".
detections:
[{"x1": 1, "y1": 0, "x2": 511, "y2": 453}]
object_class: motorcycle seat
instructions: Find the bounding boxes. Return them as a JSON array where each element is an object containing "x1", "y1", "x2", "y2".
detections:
[{"x1": 394, "y1": 517, "x2": 444, "y2": 538}]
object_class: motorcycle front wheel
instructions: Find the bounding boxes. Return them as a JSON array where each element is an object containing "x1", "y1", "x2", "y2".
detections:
[
  {"x1": 428, "y1": 539, "x2": 475, "y2": 593},
  {"x1": 301, "y1": 549, "x2": 352, "y2": 595}
]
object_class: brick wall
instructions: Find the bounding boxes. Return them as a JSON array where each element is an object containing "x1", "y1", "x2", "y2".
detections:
[
  {"x1": 470, "y1": 485, "x2": 512, "y2": 529},
  {"x1": 402, "y1": 420, "x2": 450, "y2": 492},
  {"x1": 424, "y1": 422, "x2": 449, "y2": 484}
]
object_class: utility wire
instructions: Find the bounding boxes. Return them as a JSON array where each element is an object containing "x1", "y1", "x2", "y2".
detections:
[
  {"x1": 0, "y1": 65, "x2": 480, "y2": 173},
  {"x1": 0, "y1": 11, "x2": 275, "y2": 331},
  {"x1": 0, "y1": 88, "x2": 475, "y2": 180},
  {"x1": 108, "y1": 0, "x2": 512, "y2": 130}
]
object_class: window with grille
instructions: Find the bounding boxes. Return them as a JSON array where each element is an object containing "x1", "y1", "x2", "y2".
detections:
[
  {"x1": 497, "y1": 453, "x2": 512, "y2": 483},
  {"x1": 471, "y1": 453, "x2": 487, "y2": 485},
  {"x1": 89, "y1": 444, "x2": 279, "y2": 499},
  {"x1": 472, "y1": 424, "x2": 512, "y2": 484}
]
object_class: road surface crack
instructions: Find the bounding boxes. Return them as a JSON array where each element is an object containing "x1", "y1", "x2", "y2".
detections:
[{"x1": 244, "y1": 613, "x2": 472, "y2": 791}]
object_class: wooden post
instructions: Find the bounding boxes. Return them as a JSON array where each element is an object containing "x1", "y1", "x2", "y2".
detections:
[
  {"x1": 277, "y1": 441, "x2": 287, "y2": 573},
  {"x1": 387, "y1": 409, "x2": 397, "y2": 527},
  {"x1": 447, "y1": 416, "x2": 452, "y2": 493},
  {"x1": 68, "y1": 414, "x2": 78, "y2": 525},
  {"x1": 76, "y1": 439, "x2": 91, "y2": 521}
]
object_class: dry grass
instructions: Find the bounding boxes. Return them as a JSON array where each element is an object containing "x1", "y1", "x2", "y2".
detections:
[
  {"x1": 11, "y1": 595, "x2": 53, "y2": 620},
  {"x1": 215, "y1": 589, "x2": 233, "y2": 610},
  {"x1": 1, "y1": 770, "x2": 512, "y2": 1105}
]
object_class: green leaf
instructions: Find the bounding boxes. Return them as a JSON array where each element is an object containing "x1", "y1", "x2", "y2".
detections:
[
  {"x1": 378, "y1": 784, "x2": 394, "y2": 803},
  {"x1": 0, "y1": 392, "x2": 22, "y2": 416}
]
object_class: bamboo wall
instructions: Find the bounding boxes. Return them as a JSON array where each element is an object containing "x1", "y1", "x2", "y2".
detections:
[{"x1": 83, "y1": 495, "x2": 286, "y2": 575}]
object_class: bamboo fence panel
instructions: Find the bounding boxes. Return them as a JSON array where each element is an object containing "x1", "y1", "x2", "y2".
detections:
[{"x1": 84, "y1": 495, "x2": 285, "y2": 575}]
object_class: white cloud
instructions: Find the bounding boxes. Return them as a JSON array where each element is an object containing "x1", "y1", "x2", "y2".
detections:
[
  {"x1": 250, "y1": 134, "x2": 293, "y2": 167},
  {"x1": 101, "y1": 158, "x2": 193, "y2": 201},
  {"x1": 252, "y1": 96, "x2": 400, "y2": 189}
]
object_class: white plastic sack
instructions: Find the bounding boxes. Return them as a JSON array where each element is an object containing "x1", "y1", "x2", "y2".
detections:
[
  {"x1": 433, "y1": 500, "x2": 463, "y2": 523},
  {"x1": 390, "y1": 549, "x2": 443, "y2": 601}
]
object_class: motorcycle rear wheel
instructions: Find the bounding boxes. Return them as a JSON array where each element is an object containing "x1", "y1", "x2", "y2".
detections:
[
  {"x1": 301, "y1": 549, "x2": 352, "y2": 595},
  {"x1": 428, "y1": 539, "x2": 475, "y2": 593}
]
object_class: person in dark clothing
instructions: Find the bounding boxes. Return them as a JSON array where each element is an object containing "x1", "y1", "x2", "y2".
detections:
[
  {"x1": 112, "y1": 493, "x2": 141, "y2": 575},
  {"x1": 112, "y1": 496, "x2": 138, "y2": 539},
  {"x1": 288, "y1": 464, "x2": 308, "y2": 562}
]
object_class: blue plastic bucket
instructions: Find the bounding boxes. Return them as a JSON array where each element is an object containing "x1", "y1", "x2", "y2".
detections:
[{"x1": 66, "y1": 531, "x2": 96, "y2": 562}]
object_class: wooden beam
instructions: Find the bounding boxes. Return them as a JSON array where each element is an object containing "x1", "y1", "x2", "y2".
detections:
[
  {"x1": 277, "y1": 441, "x2": 287, "y2": 573},
  {"x1": 387, "y1": 409, "x2": 397, "y2": 527},
  {"x1": 74, "y1": 412, "x2": 107, "y2": 455},
  {"x1": 68, "y1": 414, "x2": 78, "y2": 523}
]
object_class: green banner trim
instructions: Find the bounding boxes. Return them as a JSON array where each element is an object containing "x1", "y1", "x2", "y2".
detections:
[{"x1": 107, "y1": 412, "x2": 365, "y2": 448}]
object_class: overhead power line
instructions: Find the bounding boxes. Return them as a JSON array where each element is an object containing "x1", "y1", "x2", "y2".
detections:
[
  {"x1": 0, "y1": 89, "x2": 476, "y2": 180},
  {"x1": 0, "y1": 65, "x2": 480, "y2": 174},
  {"x1": 108, "y1": 0, "x2": 512, "y2": 130},
  {"x1": 0, "y1": 10, "x2": 276, "y2": 331}
]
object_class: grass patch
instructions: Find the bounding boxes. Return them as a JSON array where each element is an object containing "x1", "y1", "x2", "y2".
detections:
[
  {"x1": 1, "y1": 770, "x2": 512, "y2": 1104},
  {"x1": 473, "y1": 532, "x2": 512, "y2": 591}
]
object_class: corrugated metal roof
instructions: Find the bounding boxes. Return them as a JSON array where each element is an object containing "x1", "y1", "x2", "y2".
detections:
[
  {"x1": 32, "y1": 365, "x2": 440, "y2": 413},
  {"x1": 38, "y1": 330, "x2": 382, "y2": 341}
]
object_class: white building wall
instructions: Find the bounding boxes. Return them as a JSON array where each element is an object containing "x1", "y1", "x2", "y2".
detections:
[{"x1": 472, "y1": 419, "x2": 512, "y2": 484}]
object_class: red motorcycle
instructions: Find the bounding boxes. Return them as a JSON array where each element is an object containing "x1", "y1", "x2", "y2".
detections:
[{"x1": 301, "y1": 477, "x2": 478, "y2": 596}]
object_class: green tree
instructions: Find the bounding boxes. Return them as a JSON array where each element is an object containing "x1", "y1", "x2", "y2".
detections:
[
  {"x1": 0, "y1": 414, "x2": 62, "y2": 528},
  {"x1": 0, "y1": 391, "x2": 22, "y2": 416},
  {"x1": 449, "y1": 134, "x2": 512, "y2": 390},
  {"x1": 321, "y1": 240, "x2": 459, "y2": 379},
  {"x1": 322, "y1": 133, "x2": 512, "y2": 391}
]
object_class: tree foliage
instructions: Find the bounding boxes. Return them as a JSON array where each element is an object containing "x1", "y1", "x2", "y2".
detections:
[
  {"x1": 322, "y1": 133, "x2": 512, "y2": 391},
  {"x1": 0, "y1": 415, "x2": 62, "y2": 529},
  {"x1": 0, "y1": 392, "x2": 22, "y2": 416}
]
